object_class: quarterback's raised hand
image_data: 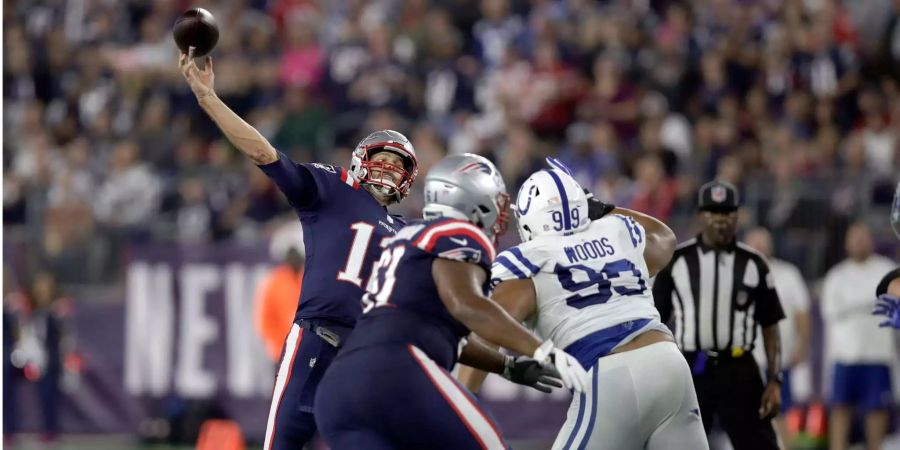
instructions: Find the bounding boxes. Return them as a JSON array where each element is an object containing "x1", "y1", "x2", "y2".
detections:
[
  {"x1": 502, "y1": 356, "x2": 564, "y2": 393},
  {"x1": 179, "y1": 46, "x2": 215, "y2": 100},
  {"x1": 873, "y1": 294, "x2": 900, "y2": 329},
  {"x1": 533, "y1": 340, "x2": 590, "y2": 392}
]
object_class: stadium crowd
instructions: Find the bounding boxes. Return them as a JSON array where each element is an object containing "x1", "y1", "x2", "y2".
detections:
[{"x1": 4, "y1": 0, "x2": 899, "y2": 284}]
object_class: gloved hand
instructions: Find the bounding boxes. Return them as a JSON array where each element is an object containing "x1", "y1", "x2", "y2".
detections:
[
  {"x1": 586, "y1": 195, "x2": 616, "y2": 220},
  {"x1": 533, "y1": 340, "x2": 590, "y2": 392},
  {"x1": 502, "y1": 356, "x2": 564, "y2": 393},
  {"x1": 873, "y1": 294, "x2": 900, "y2": 329}
]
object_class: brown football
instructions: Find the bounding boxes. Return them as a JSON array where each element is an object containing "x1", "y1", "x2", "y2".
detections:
[{"x1": 172, "y1": 8, "x2": 219, "y2": 57}]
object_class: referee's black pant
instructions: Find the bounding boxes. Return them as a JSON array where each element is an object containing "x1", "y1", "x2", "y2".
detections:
[{"x1": 683, "y1": 351, "x2": 778, "y2": 450}]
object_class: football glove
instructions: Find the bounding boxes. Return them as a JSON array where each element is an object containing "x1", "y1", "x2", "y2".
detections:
[
  {"x1": 873, "y1": 294, "x2": 900, "y2": 329},
  {"x1": 502, "y1": 356, "x2": 564, "y2": 393},
  {"x1": 533, "y1": 340, "x2": 590, "y2": 392}
]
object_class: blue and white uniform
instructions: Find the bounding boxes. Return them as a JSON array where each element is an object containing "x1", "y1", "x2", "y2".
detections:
[{"x1": 496, "y1": 168, "x2": 708, "y2": 450}]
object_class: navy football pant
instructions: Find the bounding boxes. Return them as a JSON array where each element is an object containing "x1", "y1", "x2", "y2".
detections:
[
  {"x1": 315, "y1": 344, "x2": 508, "y2": 450},
  {"x1": 264, "y1": 322, "x2": 340, "y2": 450}
]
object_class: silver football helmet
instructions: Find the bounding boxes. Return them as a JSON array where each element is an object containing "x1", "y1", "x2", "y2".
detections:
[
  {"x1": 348, "y1": 130, "x2": 418, "y2": 204},
  {"x1": 422, "y1": 154, "x2": 510, "y2": 240}
]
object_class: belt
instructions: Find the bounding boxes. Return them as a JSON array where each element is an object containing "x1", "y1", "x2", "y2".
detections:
[
  {"x1": 686, "y1": 348, "x2": 751, "y2": 375},
  {"x1": 298, "y1": 320, "x2": 347, "y2": 348}
]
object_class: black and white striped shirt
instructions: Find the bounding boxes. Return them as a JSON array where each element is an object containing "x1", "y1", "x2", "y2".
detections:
[{"x1": 652, "y1": 237, "x2": 785, "y2": 353}]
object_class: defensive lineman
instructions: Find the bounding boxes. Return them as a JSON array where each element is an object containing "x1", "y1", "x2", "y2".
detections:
[{"x1": 463, "y1": 164, "x2": 709, "y2": 449}]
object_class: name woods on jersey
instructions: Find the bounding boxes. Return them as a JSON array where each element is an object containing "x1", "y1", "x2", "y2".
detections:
[{"x1": 491, "y1": 168, "x2": 708, "y2": 450}]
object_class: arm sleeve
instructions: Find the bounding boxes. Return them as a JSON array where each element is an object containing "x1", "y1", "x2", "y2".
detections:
[
  {"x1": 652, "y1": 263, "x2": 675, "y2": 324},
  {"x1": 490, "y1": 246, "x2": 542, "y2": 288},
  {"x1": 876, "y1": 267, "x2": 900, "y2": 297},
  {"x1": 752, "y1": 258, "x2": 786, "y2": 327},
  {"x1": 610, "y1": 214, "x2": 646, "y2": 255},
  {"x1": 256, "y1": 152, "x2": 326, "y2": 209},
  {"x1": 414, "y1": 220, "x2": 496, "y2": 271},
  {"x1": 587, "y1": 196, "x2": 615, "y2": 220}
]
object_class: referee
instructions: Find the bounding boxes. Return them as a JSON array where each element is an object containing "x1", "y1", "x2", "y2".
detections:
[{"x1": 653, "y1": 181, "x2": 785, "y2": 450}]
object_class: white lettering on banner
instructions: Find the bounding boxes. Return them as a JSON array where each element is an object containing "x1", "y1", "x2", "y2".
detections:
[
  {"x1": 225, "y1": 264, "x2": 276, "y2": 397},
  {"x1": 125, "y1": 261, "x2": 275, "y2": 398},
  {"x1": 176, "y1": 264, "x2": 221, "y2": 398},
  {"x1": 125, "y1": 263, "x2": 174, "y2": 396}
]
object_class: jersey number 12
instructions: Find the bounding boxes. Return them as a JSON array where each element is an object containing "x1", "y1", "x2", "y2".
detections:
[{"x1": 337, "y1": 223, "x2": 376, "y2": 287}]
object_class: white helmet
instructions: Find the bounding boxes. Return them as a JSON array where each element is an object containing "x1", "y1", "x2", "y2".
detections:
[{"x1": 514, "y1": 168, "x2": 589, "y2": 242}]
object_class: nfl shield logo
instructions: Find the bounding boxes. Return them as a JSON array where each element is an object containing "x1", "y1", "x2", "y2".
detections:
[{"x1": 711, "y1": 186, "x2": 727, "y2": 203}]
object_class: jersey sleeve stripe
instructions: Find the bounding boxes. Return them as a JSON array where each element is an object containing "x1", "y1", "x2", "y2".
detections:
[
  {"x1": 612, "y1": 215, "x2": 639, "y2": 248},
  {"x1": 627, "y1": 217, "x2": 643, "y2": 244},
  {"x1": 494, "y1": 255, "x2": 527, "y2": 279},
  {"x1": 413, "y1": 221, "x2": 496, "y2": 261},
  {"x1": 339, "y1": 168, "x2": 359, "y2": 189},
  {"x1": 508, "y1": 247, "x2": 540, "y2": 274}
]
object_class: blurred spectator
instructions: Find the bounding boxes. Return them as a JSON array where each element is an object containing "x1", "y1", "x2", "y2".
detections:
[
  {"x1": 93, "y1": 140, "x2": 162, "y2": 234},
  {"x1": 472, "y1": 0, "x2": 524, "y2": 70},
  {"x1": 821, "y1": 223, "x2": 897, "y2": 450},
  {"x1": 627, "y1": 154, "x2": 677, "y2": 222},
  {"x1": 254, "y1": 221, "x2": 304, "y2": 362},
  {"x1": 5, "y1": 271, "x2": 76, "y2": 443},
  {"x1": 578, "y1": 54, "x2": 639, "y2": 145},
  {"x1": 745, "y1": 228, "x2": 813, "y2": 446}
]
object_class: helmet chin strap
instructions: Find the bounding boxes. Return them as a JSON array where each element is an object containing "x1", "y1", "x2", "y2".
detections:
[{"x1": 363, "y1": 182, "x2": 399, "y2": 205}]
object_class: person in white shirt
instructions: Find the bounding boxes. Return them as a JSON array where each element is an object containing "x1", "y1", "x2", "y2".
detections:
[
  {"x1": 743, "y1": 227, "x2": 812, "y2": 445},
  {"x1": 821, "y1": 222, "x2": 897, "y2": 450}
]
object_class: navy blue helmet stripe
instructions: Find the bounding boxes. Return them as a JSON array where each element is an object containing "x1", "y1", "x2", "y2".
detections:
[{"x1": 544, "y1": 169, "x2": 571, "y2": 230}]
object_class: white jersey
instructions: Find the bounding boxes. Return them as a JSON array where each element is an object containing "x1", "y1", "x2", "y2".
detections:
[
  {"x1": 493, "y1": 214, "x2": 706, "y2": 450},
  {"x1": 491, "y1": 214, "x2": 666, "y2": 352}
]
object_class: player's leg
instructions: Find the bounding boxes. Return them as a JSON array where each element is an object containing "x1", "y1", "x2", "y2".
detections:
[
  {"x1": 861, "y1": 364, "x2": 892, "y2": 450},
  {"x1": 552, "y1": 356, "x2": 640, "y2": 450},
  {"x1": 828, "y1": 363, "x2": 855, "y2": 450},
  {"x1": 400, "y1": 345, "x2": 508, "y2": 450},
  {"x1": 642, "y1": 342, "x2": 709, "y2": 450},
  {"x1": 715, "y1": 355, "x2": 778, "y2": 450},
  {"x1": 314, "y1": 349, "x2": 389, "y2": 450},
  {"x1": 263, "y1": 323, "x2": 337, "y2": 450},
  {"x1": 326, "y1": 430, "x2": 395, "y2": 450}
]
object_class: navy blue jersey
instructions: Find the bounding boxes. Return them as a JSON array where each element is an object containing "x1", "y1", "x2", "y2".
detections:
[
  {"x1": 340, "y1": 217, "x2": 496, "y2": 370},
  {"x1": 258, "y1": 152, "x2": 405, "y2": 326}
]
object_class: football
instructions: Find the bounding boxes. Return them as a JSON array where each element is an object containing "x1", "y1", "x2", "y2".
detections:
[{"x1": 172, "y1": 8, "x2": 219, "y2": 57}]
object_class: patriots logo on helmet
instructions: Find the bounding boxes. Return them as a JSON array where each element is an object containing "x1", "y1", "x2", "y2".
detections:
[
  {"x1": 455, "y1": 162, "x2": 493, "y2": 175},
  {"x1": 711, "y1": 186, "x2": 727, "y2": 203}
]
